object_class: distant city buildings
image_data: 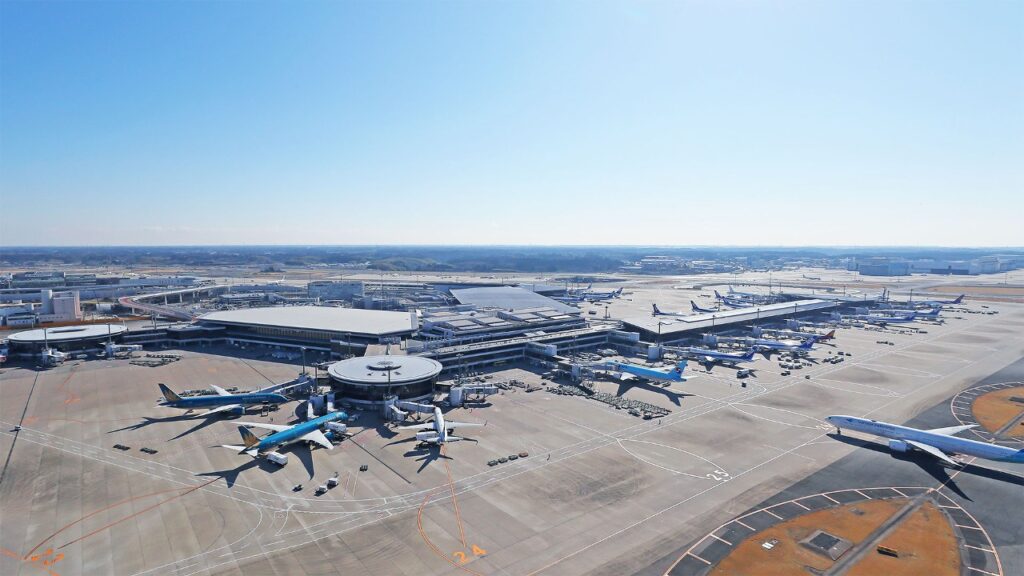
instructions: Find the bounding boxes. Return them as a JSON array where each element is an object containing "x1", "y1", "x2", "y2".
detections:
[
  {"x1": 0, "y1": 289, "x2": 82, "y2": 327},
  {"x1": 848, "y1": 255, "x2": 1022, "y2": 276}
]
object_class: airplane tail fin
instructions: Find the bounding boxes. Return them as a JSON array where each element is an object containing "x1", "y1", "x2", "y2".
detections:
[
  {"x1": 823, "y1": 330, "x2": 835, "y2": 340},
  {"x1": 800, "y1": 338, "x2": 816, "y2": 350},
  {"x1": 742, "y1": 349, "x2": 757, "y2": 361},
  {"x1": 238, "y1": 426, "x2": 260, "y2": 452},
  {"x1": 953, "y1": 294, "x2": 964, "y2": 304},
  {"x1": 615, "y1": 288, "x2": 623, "y2": 296},
  {"x1": 714, "y1": 290, "x2": 723, "y2": 299},
  {"x1": 675, "y1": 360, "x2": 688, "y2": 375},
  {"x1": 158, "y1": 383, "x2": 182, "y2": 403},
  {"x1": 652, "y1": 304, "x2": 662, "y2": 315}
]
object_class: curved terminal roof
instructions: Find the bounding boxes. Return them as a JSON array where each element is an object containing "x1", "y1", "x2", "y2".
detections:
[
  {"x1": 328, "y1": 355, "x2": 442, "y2": 385},
  {"x1": 199, "y1": 306, "x2": 417, "y2": 337},
  {"x1": 9, "y1": 324, "x2": 127, "y2": 343}
]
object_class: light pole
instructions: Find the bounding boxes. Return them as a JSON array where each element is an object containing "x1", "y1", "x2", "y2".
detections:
[{"x1": 301, "y1": 347, "x2": 307, "y2": 375}]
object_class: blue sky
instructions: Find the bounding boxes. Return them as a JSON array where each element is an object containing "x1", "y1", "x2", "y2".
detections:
[{"x1": 1, "y1": 1, "x2": 1021, "y2": 246}]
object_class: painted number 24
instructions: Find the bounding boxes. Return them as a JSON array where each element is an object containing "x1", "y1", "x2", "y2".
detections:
[{"x1": 453, "y1": 545, "x2": 488, "y2": 563}]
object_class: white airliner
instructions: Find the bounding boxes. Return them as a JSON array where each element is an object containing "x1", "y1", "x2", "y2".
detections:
[
  {"x1": 400, "y1": 406, "x2": 482, "y2": 444},
  {"x1": 826, "y1": 415, "x2": 1024, "y2": 465}
]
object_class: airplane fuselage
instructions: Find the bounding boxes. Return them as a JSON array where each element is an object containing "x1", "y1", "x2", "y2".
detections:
[
  {"x1": 163, "y1": 392, "x2": 287, "y2": 410},
  {"x1": 827, "y1": 415, "x2": 1024, "y2": 463},
  {"x1": 256, "y1": 412, "x2": 347, "y2": 453}
]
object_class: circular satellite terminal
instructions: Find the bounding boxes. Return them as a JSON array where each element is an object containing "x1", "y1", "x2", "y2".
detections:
[
  {"x1": 9, "y1": 324, "x2": 127, "y2": 344},
  {"x1": 328, "y1": 355, "x2": 442, "y2": 385}
]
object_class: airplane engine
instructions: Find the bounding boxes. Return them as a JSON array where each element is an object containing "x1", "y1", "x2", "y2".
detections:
[
  {"x1": 416, "y1": 431, "x2": 440, "y2": 443},
  {"x1": 326, "y1": 422, "x2": 347, "y2": 435},
  {"x1": 229, "y1": 406, "x2": 245, "y2": 416},
  {"x1": 888, "y1": 439, "x2": 910, "y2": 453}
]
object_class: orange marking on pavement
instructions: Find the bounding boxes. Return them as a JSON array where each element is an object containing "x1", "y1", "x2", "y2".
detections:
[
  {"x1": 26, "y1": 484, "x2": 190, "y2": 558},
  {"x1": 54, "y1": 478, "x2": 218, "y2": 551},
  {"x1": 2, "y1": 546, "x2": 60, "y2": 576},
  {"x1": 416, "y1": 487, "x2": 484, "y2": 576},
  {"x1": 441, "y1": 444, "x2": 468, "y2": 548}
]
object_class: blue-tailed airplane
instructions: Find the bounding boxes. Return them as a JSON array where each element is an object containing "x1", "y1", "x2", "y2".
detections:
[
  {"x1": 832, "y1": 310, "x2": 917, "y2": 326},
  {"x1": 675, "y1": 346, "x2": 757, "y2": 371},
  {"x1": 222, "y1": 411, "x2": 349, "y2": 457},
  {"x1": 826, "y1": 415, "x2": 1024, "y2": 466},
  {"x1": 735, "y1": 336, "x2": 817, "y2": 359},
  {"x1": 714, "y1": 290, "x2": 756, "y2": 308},
  {"x1": 599, "y1": 360, "x2": 696, "y2": 405},
  {"x1": 691, "y1": 301, "x2": 719, "y2": 313},
  {"x1": 159, "y1": 383, "x2": 288, "y2": 417},
  {"x1": 651, "y1": 303, "x2": 688, "y2": 317}
]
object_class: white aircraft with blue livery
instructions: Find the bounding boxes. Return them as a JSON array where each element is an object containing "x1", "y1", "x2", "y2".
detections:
[
  {"x1": 222, "y1": 411, "x2": 349, "y2": 457},
  {"x1": 827, "y1": 415, "x2": 1024, "y2": 466},
  {"x1": 159, "y1": 383, "x2": 288, "y2": 417}
]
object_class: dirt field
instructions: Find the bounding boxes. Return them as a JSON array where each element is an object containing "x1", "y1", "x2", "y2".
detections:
[
  {"x1": 971, "y1": 386, "x2": 1024, "y2": 438},
  {"x1": 709, "y1": 499, "x2": 906, "y2": 576},
  {"x1": 848, "y1": 500, "x2": 959, "y2": 576}
]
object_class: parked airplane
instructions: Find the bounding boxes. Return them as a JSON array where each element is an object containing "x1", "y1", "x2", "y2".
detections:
[
  {"x1": 721, "y1": 336, "x2": 817, "y2": 359},
  {"x1": 577, "y1": 286, "x2": 624, "y2": 301},
  {"x1": 605, "y1": 360, "x2": 695, "y2": 383},
  {"x1": 826, "y1": 415, "x2": 1024, "y2": 465},
  {"x1": 595, "y1": 360, "x2": 695, "y2": 405},
  {"x1": 714, "y1": 290, "x2": 755, "y2": 308},
  {"x1": 399, "y1": 406, "x2": 482, "y2": 445},
  {"x1": 760, "y1": 329, "x2": 835, "y2": 343},
  {"x1": 691, "y1": 301, "x2": 719, "y2": 313},
  {"x1": 881, "y1": 289, "x2": 965, "y2": 308},
  {"x1": 223, "y1": 411, "x2": 349, "y2": 457},
  {"x1": 159, "y1": 383, "x2": 288, "y2": 416},
  {"x1": 675, "y1": 346, "x2": 757, "y2": 371},
  {"x1": 651, "y1": 303, "x2": 688, "y2": 317},
  {"x1": 831, "y1": 311, "x2": 916, "y2": 326}
]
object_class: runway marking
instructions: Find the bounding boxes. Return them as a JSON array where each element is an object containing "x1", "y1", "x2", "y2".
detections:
[
  {"x1": 964, "y1": 544, "x2": 996, "y2": 553},
  {"x1": 416, "y1": 486, "x2": 484, "y2": 576},
  {"x1": 968, "y1": 568, "x2": 1000, "y2": 576},
  {"x1": 709, "y1": 533, "x2": 732, "y2": 545},
  {"x1": 891, "y1": 488, "x2": 907, "y2": 497},
  {"x1": 735, "y1": 519, "x2": 754, "y2": 530},
  {"x1": 955, "y1": 524, "x2": 983, "y2": 530},
  {"x1": 441, "y1": 444, "x2": 468, "y2": 549},
  {"x1": 853, "y1": 489, "x2": 871, "y2": 499},
  {"x1": 58, "y1": 477, "x2": 220, "y2": 550},
  {"x1": 688, "y1": 552, "x2": 711, "y2": 565},
  {"x1": 763, "y1": 508, "x2": 783, "y2": 520},
  {"x1": 793, "y1": 500, "x2": 810, "y2": 510},
  {"x1": 822, "y1": 493, "x2": 840, "y2": 504},
  {"x1": 25, "y1": 482, "x2": 198, "y2": 558}
]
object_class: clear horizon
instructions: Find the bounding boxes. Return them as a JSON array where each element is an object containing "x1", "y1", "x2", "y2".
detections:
[{"x1": 2, "y1": 1, "x2": 1021, "y2": 247}]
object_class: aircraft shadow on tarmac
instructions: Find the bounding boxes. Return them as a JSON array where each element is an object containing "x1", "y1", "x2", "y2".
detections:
[
  {"x1": 197, "y1": 443, "x2": 318, "y2": 486},
  {"x1": 826, "y1": 433, "x2": 1024, "y2": 501},
  {"x1": 613, "y1": 381, "x2": 693, "y2": 406},
  {"x1": 402, "y1": 445, "x2": 454, "y2": 474},
  {"x1": 107, "y1": 413, "x2": 239, "y2": 441}
]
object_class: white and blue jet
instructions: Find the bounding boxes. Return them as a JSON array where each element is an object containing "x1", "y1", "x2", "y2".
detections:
[{"x1": 826, "y1": 415, "x2": 1024, "y2": 466}]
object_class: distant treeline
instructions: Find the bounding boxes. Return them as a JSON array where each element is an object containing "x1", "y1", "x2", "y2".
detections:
[{"x1": 1, "y1": 246, "x2": 1020, "y2": 273}]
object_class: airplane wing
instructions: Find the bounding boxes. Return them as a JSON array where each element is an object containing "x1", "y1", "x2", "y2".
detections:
[
  {"x1": 218, "y1": 444, "x2": 257, "y2": 456},
  {"x1": 926, "y1": 424, "x2": 977, "y2": 436},
  {"x1": 210, "y1": 385, "x2": 231, "y2": 396},
  {"x1": 237, "y1": 422, "x2": 291, "y2": 432},
  {"x1": 446, "y1": 421, "x2": 482, "y2": 429},
  {"x1": 905, "y1": 440, "x2": 959, "y2": 466},
  {"x1": 399, "y1": 422, "x2": 437, "y2": 431},
  {"x1": 300, "y1": 429, "x2": 334, "y2": 450},
  {"x1": 204, "y1": 403, "x2": 242, "y2": 415}
]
